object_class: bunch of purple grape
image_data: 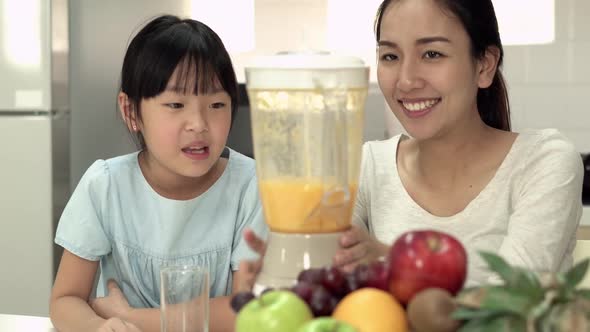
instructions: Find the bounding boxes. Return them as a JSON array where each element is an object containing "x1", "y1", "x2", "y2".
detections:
[
  {"x1": 290, "y1": 260, "x2": 390, "y2": 317},
  {"x1": 230, "y1": 291, "x2": 257, "y2": 313},
  {"x1": 230, "y1": 287, "x2": 280, "y2": 313}
]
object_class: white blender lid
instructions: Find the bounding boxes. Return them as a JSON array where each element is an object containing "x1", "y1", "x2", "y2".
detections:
[
  {"x1": 247, "y1": 52, "x2": 366, "y2": 69},
  {"x1": 245, "y1": 52, "x2": 369, "y2": 90}
]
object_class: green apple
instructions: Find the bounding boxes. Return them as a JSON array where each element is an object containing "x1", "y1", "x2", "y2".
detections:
[
  {"x1": 235, "y1": 290, "x2": 313, "y2": 332},
  {"x1": 297, "y1": 317, "x2": 358, "y2": 332}
]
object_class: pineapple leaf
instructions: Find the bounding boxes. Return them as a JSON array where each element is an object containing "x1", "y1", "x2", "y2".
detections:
[
  {"x1": 456, "y1": 319, "x2": 484, "y2": 332},
  {"x1": 452, "y1": 307, "x2": 509, "y2": 321},
  {"x1": 479, "y1": 251, "x2": 516, "y2": 284},
  {"x1": 575, "y1": 289, "x2": 590, "y2": 300},
  {"x1": 496, "y1": 315, "x2": 527, "y2": 332},
  {"x1": 512, "y1": 267, "x2": 545, "y2": 300},
  {"x1": 457, "y1": 314, "x2": 526, "y2": 332},
  {"x1": 536, "y1": 302, "x2": 567, "y2": 332},
  {"x1": 479, "y1": 251, "x2": 544, "y2": 299},
  {"x1": 564, "y1": 258, "x2": 590, "y2": 290},
  {"x1": 457, "y1": 318, "x2": 496, "y2": 332},
  {"x1": 479, "y1": 286, "x2": 538, "y2": 316},
  {"x1": 537, "y1": 323, "x2": 553, "y2": 332},
  {"x1": 457, "y1": 315, "x2": 502, "y2": 332},
  {"x1": 455, "y1": 287, "x2": 490, "y2": 309},
  {"x1": 528, "y1": 289, "x2": 558, "y2": 325}
]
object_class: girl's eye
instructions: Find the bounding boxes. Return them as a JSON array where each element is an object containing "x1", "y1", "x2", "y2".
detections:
[
  {"x1": 380, "y1": 53, "x2": 398, "y2": 62},
  {"x1": 166, "y1": 103, "x2": 184, "y2": 109},
  {"x1": 210, "y1": 102, "x2": 226, "y2": 109},
  {"x1": 424, "y1": 51, "x2": 443, "y2": 59}
]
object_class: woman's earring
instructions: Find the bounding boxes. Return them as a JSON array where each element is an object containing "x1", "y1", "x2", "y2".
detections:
[{"x1": 132, "y1": 124, "x2": 137, "y2": 131}]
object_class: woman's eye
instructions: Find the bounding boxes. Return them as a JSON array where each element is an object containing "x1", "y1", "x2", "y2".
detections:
[
  {"x1": 166, "y1": 103, "x2": 184, "y2": 109},
  {"x1": 424, "y1": 51, "x2": 443, "y2": 59},
  {"x1": 210, "y1": 102, "x2": 226, "y2": 109},
  {"x1": 380, "y1": 53, "x2": 398, "y2": 62}
]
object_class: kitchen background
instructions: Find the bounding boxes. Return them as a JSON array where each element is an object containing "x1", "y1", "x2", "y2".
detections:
[{"x1": 0, "y1": 0, "x2": 588, "y2": 317}]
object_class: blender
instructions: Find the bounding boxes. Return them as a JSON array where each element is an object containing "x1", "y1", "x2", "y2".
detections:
[{"x1": 245, "y1": 52, "x2": 369, "y2": 292}]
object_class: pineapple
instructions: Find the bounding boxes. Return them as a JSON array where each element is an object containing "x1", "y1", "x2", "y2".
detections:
[{"x1": 452, "y1": 252, "x2": 590, "y2": 332}]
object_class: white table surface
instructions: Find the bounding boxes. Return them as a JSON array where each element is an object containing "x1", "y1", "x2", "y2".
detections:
[{"x1": 0, "y1": 314, "x2": 56, "y2": 331}]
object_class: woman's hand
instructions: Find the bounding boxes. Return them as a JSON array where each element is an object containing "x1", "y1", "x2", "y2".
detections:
[
  {"x1": 234, "y1": 228, "x2": 267, "y2": 293},
  {"x1": 333, "y1": 225, "x2": 390, "y2": 273},
  {"x1": 90, "y1": 279, "x2": 132, "y2": 321},
  {"x1": 96, "y1": 317, "x2": 142, "y2": 332}
]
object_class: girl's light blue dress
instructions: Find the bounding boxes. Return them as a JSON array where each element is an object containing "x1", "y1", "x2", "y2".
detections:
[{"x1": 55, "y1": 148, "x2": 267, "y2": 308}]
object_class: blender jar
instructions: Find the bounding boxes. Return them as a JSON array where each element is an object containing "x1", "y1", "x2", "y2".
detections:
[{"x1": 246, "y1": 53, "x2": 369, "y2": 234}]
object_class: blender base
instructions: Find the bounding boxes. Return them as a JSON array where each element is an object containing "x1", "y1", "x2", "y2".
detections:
[{"x1": 253, "y1": 231, "x2": 344, "y2": 295}]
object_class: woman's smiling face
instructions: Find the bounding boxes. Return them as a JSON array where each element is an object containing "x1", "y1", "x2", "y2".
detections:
[{"x1": 376, "y1": 0, "x2": 493, "y2": 141}]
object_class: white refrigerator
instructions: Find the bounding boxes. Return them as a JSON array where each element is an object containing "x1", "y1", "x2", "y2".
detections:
[{"x1": 0, "y1": 0, "x2": 69, "y2": 316}]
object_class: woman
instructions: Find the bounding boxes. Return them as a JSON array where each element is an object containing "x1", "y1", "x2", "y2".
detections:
[{"x1": 336, "y1": 0, "x2": 583, "y2": 285}]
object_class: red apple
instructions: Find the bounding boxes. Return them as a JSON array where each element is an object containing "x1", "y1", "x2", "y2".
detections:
[{"x1": 388, "y1": 230, "x2": 467, "y2": 305}]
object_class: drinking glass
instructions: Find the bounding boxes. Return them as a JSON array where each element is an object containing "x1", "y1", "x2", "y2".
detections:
[{"x1": 160, "y1": 265, "x2": 209, "y2": 332}]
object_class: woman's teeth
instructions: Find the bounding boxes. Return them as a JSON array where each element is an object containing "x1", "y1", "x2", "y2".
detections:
[{"x1": 402, "y1": 99, "x2": 439, "y2": 112}]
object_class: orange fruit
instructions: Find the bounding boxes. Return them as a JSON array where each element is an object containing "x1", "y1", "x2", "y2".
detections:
[{"x1": 332, "y1": 288, "x2": 408, "y2": 332}]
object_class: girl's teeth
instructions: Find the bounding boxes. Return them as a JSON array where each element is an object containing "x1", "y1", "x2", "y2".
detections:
[
  {"x1": 185, "y1": 147, "x2": 206, "y2": 154},
  {"x1": 403, "y1": 99, "x2": 438, "y2": 112}
]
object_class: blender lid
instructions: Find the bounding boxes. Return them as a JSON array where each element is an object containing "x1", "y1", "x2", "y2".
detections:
[
  {"x1": 246, "y1": 51, "x2": 367, "y2": 70},
  {"x1": 245, "y1": 51, "x2": 369, "y2": 89}
]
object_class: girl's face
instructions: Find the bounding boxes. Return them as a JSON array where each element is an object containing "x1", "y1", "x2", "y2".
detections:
[
  {"x1": 136, "y1": 68, "x2": 232, "y2": 181},
  {"x1": 377, "y1": 0, "x2": 495, "y2": 141}
]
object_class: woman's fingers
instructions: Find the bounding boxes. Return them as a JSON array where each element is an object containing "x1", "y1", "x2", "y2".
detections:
[
  {"x1": 333, "y1": 244, "x2": 368, "y2": 273},
  {"x1": 339, "y1": 225, "x2": 366, "y2": 248},
  {"x1": 244, "y1": 228, "x2": 266, "y2": 256},
  {"x1": 235, "y1": 260, "x2": 262, "y2": 292}
]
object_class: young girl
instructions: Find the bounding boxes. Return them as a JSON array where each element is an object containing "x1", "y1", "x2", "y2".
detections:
[
  {"x1": 49, "y1": 15, "x2": 266, "y2": 332},
  {"x1": 243, "y1": 0, "x2": 584, "y2": 288}
]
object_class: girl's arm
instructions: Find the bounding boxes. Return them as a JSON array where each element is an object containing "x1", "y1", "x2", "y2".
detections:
[{"x1": 49, "y1": 250, "x2": 106, "y2": 331}]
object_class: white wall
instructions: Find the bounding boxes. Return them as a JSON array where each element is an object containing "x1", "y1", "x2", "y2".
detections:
[
  {"x1": 231, "y1": 0, "x2": 330, "y2": 83},
  {"x1": 505, "y1": 0, "x2": 590, "y2": 152}
]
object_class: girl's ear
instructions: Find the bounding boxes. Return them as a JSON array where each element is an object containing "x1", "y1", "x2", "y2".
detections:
[
  {"x1": 118, "y1": 92, "x2": 139, "y2": 132},
  {"x1": 476, "y1": 46, "x2": 501, "y2": 89}
]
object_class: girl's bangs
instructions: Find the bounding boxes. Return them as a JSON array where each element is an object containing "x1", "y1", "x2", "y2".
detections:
[{"x1": 167, "y1": 54, "x2": 223, "y2": 95}]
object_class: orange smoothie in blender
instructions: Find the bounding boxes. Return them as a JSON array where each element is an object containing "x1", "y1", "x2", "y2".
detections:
[{"x1": 260, "y1": 178, "x2": 357, "y2": 233}]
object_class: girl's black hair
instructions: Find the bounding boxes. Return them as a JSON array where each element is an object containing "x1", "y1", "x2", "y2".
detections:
[
  {"x1": 119, "y1": 15, "x2": 239, "y2": 149},
  {"x1": 374, "y1": 0, "x2": 511, "y2": 131}
]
